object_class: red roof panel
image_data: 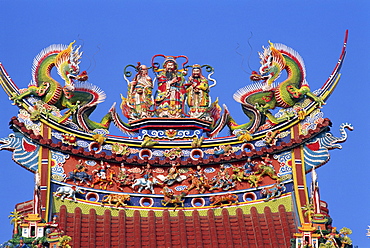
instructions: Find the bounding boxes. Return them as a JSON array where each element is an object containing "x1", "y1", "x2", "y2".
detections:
[{"x1": 57, "y1": 204, "x2": 297, "y2": 248}]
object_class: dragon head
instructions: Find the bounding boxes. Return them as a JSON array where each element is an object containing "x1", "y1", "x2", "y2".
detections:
[
  {"x1": 0, "y1": 133, "x2": 16, "y2": 151},
  {"x1": 250, "y1": 41, "x2": 286, "y2": 89},
  {"x1": 55, "y1": 41, "x2": 88, "y2": 90}
]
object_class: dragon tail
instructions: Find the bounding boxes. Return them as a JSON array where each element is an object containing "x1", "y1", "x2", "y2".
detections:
[
  {"x1": 224, "y1": 104, "x2": 265, "y2": 134},
  {"x1": 207, "y1": 104, "x2": 229, "y2": 138},
  {"x1": 109, "y1": 103, "x2": 135, "y2": 136},
  {"x1": 0, "y1": 64, "x2": 20, "y2": 98},
  {"x1": 317, "y1": 30, "x2": 348, "y2": 102},
  {"x1": 73, "y1": 82, "x2": 111, "y2": 131}
]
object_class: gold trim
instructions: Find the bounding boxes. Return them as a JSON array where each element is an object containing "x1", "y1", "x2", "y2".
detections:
[{"x1": 44, "y1": 123, "x2": 52, "y2": 221}]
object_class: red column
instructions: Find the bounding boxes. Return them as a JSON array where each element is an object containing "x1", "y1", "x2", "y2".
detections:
[
  {"x1": 88, "y1": 209, "x2": 96, "y2": 247},
  {"x1": 178, "y1": 210, "x2": 188, "y2": 247},
  {"x1": 192, "y1": 210, "x2": 203, "y2": 248},
  {"x1": 250, "y1": 207, "x2": 263, "y2": 246},
  {"x1": 278, "y1": 205, "x2": 293, "y2": 247},
  {"x1": 222, "y1": 208, "x2": 234, "y2": 247},
  {"x1": 207, "y1": 209, "x2": 219, "y2": 248},
  {"x1": 148, "y1": 210, "x2": 157, "y2": 248},
  {"x1": 291, "y1": 125, "x2": 310, "y2": 224},
  {"x1": 73, "y1": 207, "x2": 82, "y2": 248},
  {"x1": 39, "y1": 123, "x2": 51, "y2": 220},
  {"x1": 236, "y1": 208, "x2": 250, "y2": 247},
  {"x1": 103, "y1": 209, "x2": 111, "y2": 247},
  {"x1": 163, "y1": 210, "x2": 172, "y2": 248},
  {"x1": 59, "y1": 205, "x2": 67, "y2": 232},
  {"x1": 118, "y1": 210, "x2": 126, "y2": 248},
  {"x1": 133, "y1": 210, "x2": 141, "y2": 248},
  {"x1": 264, "y1": 206, "x2": 279, "y2": 247}
]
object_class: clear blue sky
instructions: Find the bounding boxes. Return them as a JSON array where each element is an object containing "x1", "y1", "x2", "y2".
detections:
[{"x1": 0, "y1": 1, "x2": 369, "y2": 246}]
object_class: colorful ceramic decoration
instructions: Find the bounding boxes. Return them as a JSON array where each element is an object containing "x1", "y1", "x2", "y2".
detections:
[{"x1": 0, "y1": 31, "x2": 354, "y2": 248}]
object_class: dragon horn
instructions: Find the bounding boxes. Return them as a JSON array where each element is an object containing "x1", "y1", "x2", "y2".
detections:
[
  {"x1": 55, "y1": 41, "x2": 76, "y2": 72},
  {"x1": 201, "y1": 64, "x2": 214, "y2": 73},
  {"x1": 123, "y1": 64, "x2": 138, "y2": 78},
  {"x1": 72, "y1": 46, "x2": 83, "y2": 65},
  {"x1": 68, "y1": 40, "x2": 76, "y2": 49},
  {"x1": 174, "y1": 55, "x2": 189, "y2": 68},
  {"x1": 151, "y1": 54, "x2": 166, "y2": 68}
]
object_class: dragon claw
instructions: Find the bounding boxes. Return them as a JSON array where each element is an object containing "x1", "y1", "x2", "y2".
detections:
[
  {"x1": 316, "y1": 98, "x2": 325, "y2": 108},
  {"x1": 10, "y1": 95, "x2": 22, "y2": 106},
  {"x1": 255, "y1": 103, "x2": 266, "y2": 114},
  {"x1": 69, "y1": 102, "x2": 80, "y2": 113}
]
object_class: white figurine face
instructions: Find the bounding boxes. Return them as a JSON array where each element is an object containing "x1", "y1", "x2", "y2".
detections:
[
  {"x1": 166, "y1": 62, "x2": 175, "y2": 71},
  {"x1": 140, "y1": 65, "x2": 148, "y2": 76},
  {"x1": 192, "y1": 68, "x2": 201, "y2": 77}
]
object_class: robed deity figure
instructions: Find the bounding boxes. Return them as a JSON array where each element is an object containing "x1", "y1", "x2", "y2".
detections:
[
  {"x1": 154, "y1": 57, "x2": 186, "y2": 118},
  {"x1": 127, "y1": 64, "x2": 153, "y2": 119},
  {"x1": 185, "y1": 65, "x2": 210, "y2": 118}
]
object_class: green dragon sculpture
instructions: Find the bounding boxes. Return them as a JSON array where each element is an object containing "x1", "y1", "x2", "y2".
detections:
[
  {"x1": 231, "y1": 41, "x2": 324, "y2": 133},
  {"x1": 11, "y1": 41, "x2": 112, "y2": 132}
]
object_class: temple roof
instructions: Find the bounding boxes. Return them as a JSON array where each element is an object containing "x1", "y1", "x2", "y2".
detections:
[{"x1": 58, "y1": 204, "x2": 297, "y2": 248}]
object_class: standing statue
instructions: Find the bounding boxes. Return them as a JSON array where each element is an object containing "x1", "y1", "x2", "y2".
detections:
[
  {"x1": 121, "y1": 63, "x2": 154, "y2": 120},
  {"x1": 127, "y1": 64, "x2": 153, "y2": 119},
  {"x1": 184, "y1": 64, "x2": 210, "y2": 118},
  {"x1": 152, "y1": 55, "x2": 188, "y2": 118},
  {"x1": 114, "y1": 163, "x2": 134, "y2": 191}
]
